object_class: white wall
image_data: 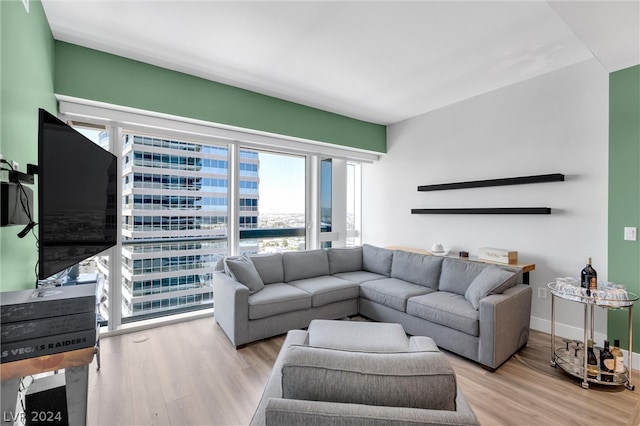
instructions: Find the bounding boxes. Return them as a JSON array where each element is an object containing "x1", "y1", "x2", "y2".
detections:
[{"x1": 362, "y1": 59, "x2": 609, "y2": 338}]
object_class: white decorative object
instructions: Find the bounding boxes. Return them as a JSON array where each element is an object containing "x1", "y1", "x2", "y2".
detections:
[
  {"x1": 430, "y1": 243, "x2": 449, "y2": 256},
  {"x1": 431, "y1": 243, "x2": 444, "y2": 253},
  {"x1": 478, "y1": 247, "x2": 518, "y2": 264}
]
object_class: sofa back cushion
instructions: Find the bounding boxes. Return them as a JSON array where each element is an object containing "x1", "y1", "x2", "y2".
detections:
[
  {"x1": 280, "y1": 345, "x2": 457, "y2": 411},
  {"x1": 362, "y1": 244, "x2": 394, "y2": 277},
  {"x1": 283, "y1": 250, "x2": 330, "y2": 282},
  {"x1": 391, "y1": 250, "x2": 443, "y2": 289},
  {"x1": 438, "y1": 258, "x2": 489, "y2": 296},
  {"x1": 250, "y1": 253, "x2": 285, "y2": 284},
  {"x1": 327, "y1": 247, "x2": 363, "y2": 274}
]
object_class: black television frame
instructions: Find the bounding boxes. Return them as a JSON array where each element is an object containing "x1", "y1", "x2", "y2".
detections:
[{"x1": 37, "y1": 108, "x2": 118, "y2": 280}]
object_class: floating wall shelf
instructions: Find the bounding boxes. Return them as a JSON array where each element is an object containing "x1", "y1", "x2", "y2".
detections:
[
  {"x1": 411, "y1": 207, "x2": 552, "y2": 215},
  {"x1": 417, "y1": 173, "x2": 565, "y2": 192}
]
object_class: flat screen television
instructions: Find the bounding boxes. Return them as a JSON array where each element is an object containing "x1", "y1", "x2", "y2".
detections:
[{"x1": 37, "y1": 108, "x2": 118, "y2": 280}]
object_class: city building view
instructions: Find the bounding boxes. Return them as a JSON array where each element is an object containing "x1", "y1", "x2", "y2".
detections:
[{"x1": 84, "y1": 131, "x2": 307, "y2": 322}]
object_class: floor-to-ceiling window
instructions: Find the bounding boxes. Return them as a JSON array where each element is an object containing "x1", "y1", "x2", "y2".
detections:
[
  {"x1": 320, "y1": 158, "x2": 333, "y2": 248},
  {"x1": 119, "y1": 134, "x2": 228, "y2": 320},
  {"x1": 239, "y1": 149, "x2": 306, "y2": 254},
  {"x1": 319, "y1": 158, "x2": 361, "y2": 248},
  {"x1": 346, "y1": 162, "x2": 361, "y2": 247},
  {"x1": 58, "y1": 104, "x2": 368, "y2": 330}
]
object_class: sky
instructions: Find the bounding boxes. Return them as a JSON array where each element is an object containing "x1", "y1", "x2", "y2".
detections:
[{"x1": 257, "y1": 151, "x2": 305, "y2": 214}]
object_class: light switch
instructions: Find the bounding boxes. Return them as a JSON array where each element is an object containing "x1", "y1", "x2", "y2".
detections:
[{"x1": 624, "y1": 227, "x2": 637, "y2": 241}]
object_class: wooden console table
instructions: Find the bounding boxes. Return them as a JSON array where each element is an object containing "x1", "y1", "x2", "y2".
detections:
[
  {"x1": 387, "y1": 246, "x2": 535, "y2": 284},
  {"x1": 1, "y1": 347, "x2": 96, "y2": 425}
]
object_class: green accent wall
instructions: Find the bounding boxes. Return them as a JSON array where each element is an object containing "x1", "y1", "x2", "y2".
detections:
[
  {"x1": 608, "y1": 64, "x2": 640, "y2": 353},
  {"x1": 0, "y1": 0, "x2": 57, "y2": 291},
  {"x1": 54, "y1": 42, "x2": 386, "y2": 153}
]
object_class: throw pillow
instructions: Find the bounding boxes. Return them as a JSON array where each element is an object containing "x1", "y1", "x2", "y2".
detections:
[
  {"x1": 214, "y1": 255, "x2": 226, "y2": 272},
  {"x1": 224, "y1": 253, "x2": 265, "y2": 294},
  {"x1": 464, "y1": 265, "x2": 516, "y2": 310}
]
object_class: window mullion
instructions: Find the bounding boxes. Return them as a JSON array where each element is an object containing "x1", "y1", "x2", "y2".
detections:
[
  {"x1": 350, "y1": 163, "x2": 362, "y2": 246},
  {"x1": 306, "y1": 155, "x2": 320, "y2": 250},
  {"x1": 229, "y1": 143, "x2": 240, "y2": 256},
  {"x1": 331, "y1": 159, "x2": 348, "y2": 248},
  {"x1": 108, "y1": 125, "x2": 123, "y2": 331}
]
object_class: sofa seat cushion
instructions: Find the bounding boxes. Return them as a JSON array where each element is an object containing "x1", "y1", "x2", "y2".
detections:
[
  {"x1": 248, "y1": 283, "x2": 312, "y2": 320},
  {"x1": 360, "y1": 278, "x2": 435, "y2": 312},
  {"x1": 280, "y1": 345, "x2": 457, "y2": 411},
  {"x1": 391, "y1": 250, "x2": 443, "y2": 290},
  {"x1": 289, "y1": 276, "x2": 360, "y2": 307},
  {"x1": 283, "y1": 250, "x2": 330, "y2": 282},
  {"x1": 407, "y1": 292, "x2": 480, "y2": 337},
  {"x1": 332, "y1": 270, "x2": 386, "y2": 284}
]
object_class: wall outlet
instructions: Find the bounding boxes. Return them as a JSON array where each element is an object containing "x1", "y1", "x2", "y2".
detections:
[
  {"x1": 11, "y1": 160, "x2": 19, "y2": 171},
  {"x1": 538, "y1": 288, "x2": 548, "y2": 299},
  {"x1": 624, "y1": 227, "x2": 637, "y2": 241}
]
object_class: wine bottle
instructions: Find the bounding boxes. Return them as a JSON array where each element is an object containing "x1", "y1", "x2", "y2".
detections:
[
  {"x1": 600, "y1": 340, "x2": 615, "y2": 382},
  {"x1": 581, "y1": 258, "x2": 597, "y2": 296},
  {"x1": 587, "y1": 339, "x2": 598, "y2": 379},
  {"x1": 611, "y1": 339, "x2": 625, "y2": 374}
]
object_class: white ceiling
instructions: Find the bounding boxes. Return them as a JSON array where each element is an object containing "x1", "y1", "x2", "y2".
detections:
[{"x1": 41, "y1": 1, "x2": 639, "y2": 125}]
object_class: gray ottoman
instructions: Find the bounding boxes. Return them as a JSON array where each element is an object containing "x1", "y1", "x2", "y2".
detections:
[
  {"x1": 250, "y1": 323, "x2": 481, "y2": 426},
  {"x1": 307, "y1": 319, "x2": 412, "y2": 352}
]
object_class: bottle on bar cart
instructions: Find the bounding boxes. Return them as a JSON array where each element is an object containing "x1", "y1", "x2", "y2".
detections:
[
  {"x1": 581, "y1": 258, "x2": 597, "y2": 296},
  {"x1": 587, "y1": 339, "x2": 599, "y2": 379},
  {"x1": 611, "y1": 339, "x2": 625, "y2": 374},
  {"x1": 600, "y1": 340, "x2": 615, "y2": 382}
]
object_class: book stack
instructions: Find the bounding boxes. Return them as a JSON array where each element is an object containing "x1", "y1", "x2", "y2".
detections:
[{"x1": 1, "y1": 285, "x2": 97, "y2": 363}]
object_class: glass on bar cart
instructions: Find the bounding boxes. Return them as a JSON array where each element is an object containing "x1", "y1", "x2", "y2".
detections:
[
  {"x1": 554, "y1": 277, "x2": 584, "y2": 302},
  {"x1": 596, "y1": 282, "x2": 629, "y2": 306}
]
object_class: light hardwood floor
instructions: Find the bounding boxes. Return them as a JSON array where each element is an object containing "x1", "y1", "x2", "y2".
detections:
[{"x1": 87, "y1": 316, "x2": 640, "y2": 425}]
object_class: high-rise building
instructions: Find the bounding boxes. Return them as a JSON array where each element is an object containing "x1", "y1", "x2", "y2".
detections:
[{"x1": 98, "y1": 134, "x2": 259, "y2": 318}]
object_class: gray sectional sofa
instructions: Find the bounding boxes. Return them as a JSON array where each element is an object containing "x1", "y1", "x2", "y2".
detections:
[{"x1": 212, "y1": 244, "x2": 532, "y2": 369}]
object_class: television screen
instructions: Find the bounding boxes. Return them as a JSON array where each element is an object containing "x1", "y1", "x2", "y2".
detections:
[{"x1": 38, "y1": 109, "x2": 118, "y2": 280}]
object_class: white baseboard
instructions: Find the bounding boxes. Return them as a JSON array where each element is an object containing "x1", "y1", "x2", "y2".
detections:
[
  {"x1": 101, "y1": 308, "x2": 214, "y2": 337},
  {"x1": 531, "y1": 316, "x2": 640, "y2": 372}
]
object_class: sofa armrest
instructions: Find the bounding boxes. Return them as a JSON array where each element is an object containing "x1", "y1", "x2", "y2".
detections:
[
  {"x1": 478, "y1": 284, "x2": 532, "y2": 369},
  {"x1": 408, "y1": 336, "x2": 440, "y2": 352},
  {"x1": 265, "y1": 397, "x2": 480, "y2": 426},
  {"x1": 212, "y1": 271, "x2": 250, "y2": 347}
]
